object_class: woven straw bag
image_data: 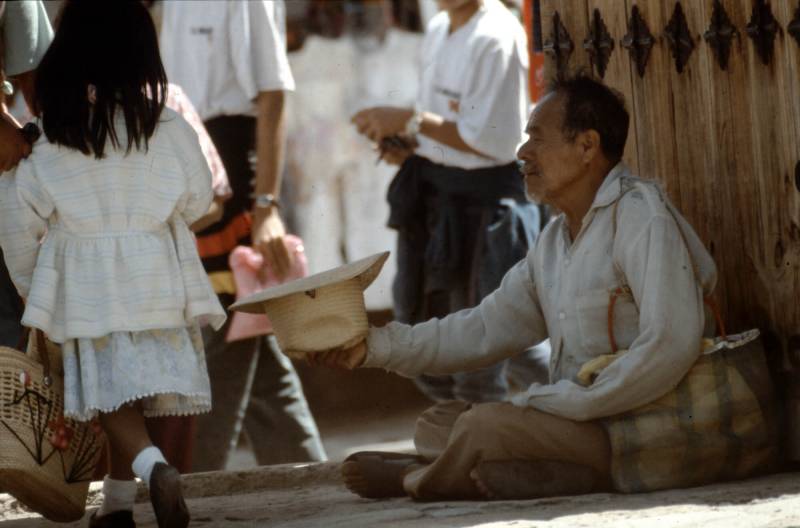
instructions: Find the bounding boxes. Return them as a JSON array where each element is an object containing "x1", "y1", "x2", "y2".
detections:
[{"x1": 0, "y1": 329, "x2": 105, "y2": 522}]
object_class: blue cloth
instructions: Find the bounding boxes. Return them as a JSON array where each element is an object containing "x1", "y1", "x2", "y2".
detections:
[
  {"x1": 388, "y1": 155, "x2": 540, "y2": 323},
  {"x1": 387, "y1": 155, "x2": 548, "y2": 402}
]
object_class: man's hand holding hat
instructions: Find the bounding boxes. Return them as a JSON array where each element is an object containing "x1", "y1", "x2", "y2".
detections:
[{"x1": 306, "y1": 341, "x2": 367, "y2": 370}]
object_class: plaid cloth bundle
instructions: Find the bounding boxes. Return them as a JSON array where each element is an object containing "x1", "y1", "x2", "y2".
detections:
[{"x1": 603, "y1": 330, "x2": 781, "y2": 493}]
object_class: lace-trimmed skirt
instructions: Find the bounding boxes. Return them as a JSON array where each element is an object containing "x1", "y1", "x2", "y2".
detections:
[{"x1": 62, "y1": 325, "x2": 212, "y2": 421}]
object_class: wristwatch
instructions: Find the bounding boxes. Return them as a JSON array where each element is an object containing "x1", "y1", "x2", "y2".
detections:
[
  {"x1": 251, "y1": 193, "x2": 281, "y2": 210},
  {"x1": 404, "y1": 110, "x2": 424, "y2": 139}
]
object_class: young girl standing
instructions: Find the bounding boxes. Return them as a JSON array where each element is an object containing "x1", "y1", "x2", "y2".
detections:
[{"x1": 0, "y1": 2, "x2": 225, "y2": 527}]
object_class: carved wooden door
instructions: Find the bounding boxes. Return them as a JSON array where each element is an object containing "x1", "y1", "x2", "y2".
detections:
[{"x1": 539, "y1": 0, "x2": 800, "y2": 461}]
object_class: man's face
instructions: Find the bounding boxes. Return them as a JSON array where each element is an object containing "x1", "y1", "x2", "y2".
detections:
[{"x1": 517, "y1": 93, "x2": 586, "y2": 205}]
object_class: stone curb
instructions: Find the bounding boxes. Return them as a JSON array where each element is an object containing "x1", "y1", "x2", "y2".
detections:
[
  {"x1": 0, "y1": 462, "x2": 342, "y2": 514},
  {"x1": 135, "y1": 462, "x2": 341, "y2": 502}
]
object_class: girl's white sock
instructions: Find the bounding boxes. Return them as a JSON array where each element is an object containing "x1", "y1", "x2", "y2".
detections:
[
  {"x1": 131, "y1": 446, "x2": 167, "y2": 485},
  {"x1": 98, "y1": 476, "x2": 137, "y2": 516}
]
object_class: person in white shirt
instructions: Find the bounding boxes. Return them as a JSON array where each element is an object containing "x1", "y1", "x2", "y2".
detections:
[
  {"x1": 159, "y1": 0, "x2": 327, "y2": 471},
  {"x1": 311, "y1": 75, "x2": 717, "y2": 501},
  {"x1": 351, "y1": 0, "x2": 548, "y2": 404}
]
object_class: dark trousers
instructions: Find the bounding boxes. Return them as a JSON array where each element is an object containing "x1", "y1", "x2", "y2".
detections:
[
  {"x1": 192, "y1": 322, "x2": 327, "y2": 472},
  {"x1": 193, "y1": 115, "x2": 327, "y2": 471},
  {"x1": 0, "y1": 249, "x2": 24, "y2": 348}
]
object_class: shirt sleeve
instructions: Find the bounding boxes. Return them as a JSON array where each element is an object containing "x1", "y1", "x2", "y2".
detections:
[
  {"x1": 2, "y1": 0, "x2": 53, "y2": 77},
  {"x1": 228, "y1": 0, "x2": 295, "y2": 100},
  {"x1": 364, "y1": 256, "x2": 549, "y2": 377},
  {"x1": 172, "y1": 116, "x2": 214, "y2": 226},
  {"x1": 511, "y1": 213, "x2": 705, "y2": 421},
  {"x1": 0, "y1": 161, "x2": 51, "y2": 297},
  {"x1": 165, "y1": 84, "x2": 231, "y2": 201},
  {"x1": 456, "y1": 35, "x2": 528, "y2": 161}
]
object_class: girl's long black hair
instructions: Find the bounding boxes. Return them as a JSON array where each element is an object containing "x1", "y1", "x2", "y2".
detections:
[{"x1": 34, "y1": 0, "x2": 167, "y2": 159}]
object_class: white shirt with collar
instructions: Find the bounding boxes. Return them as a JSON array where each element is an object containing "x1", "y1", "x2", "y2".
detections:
[
  {"x1": 364, "y1": 164, "x2": 718, "y2": 421},
  {"x1": 415, "y1": 0, "x2": 529, "y2": 170},
  {"x1": 159, "y1": 0, "x2": 295, "y2": 122}
]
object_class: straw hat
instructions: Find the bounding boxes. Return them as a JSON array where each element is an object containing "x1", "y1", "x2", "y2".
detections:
[{"x1": 230, "y1": 252, "x2": 389, "y2": 359}]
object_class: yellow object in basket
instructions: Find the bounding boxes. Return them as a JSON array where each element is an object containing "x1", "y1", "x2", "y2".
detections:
[{"x1": 578, "y1": 338, "x2": 719, "y2": 387}]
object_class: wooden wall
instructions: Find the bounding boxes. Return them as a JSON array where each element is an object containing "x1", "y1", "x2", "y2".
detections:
[{"x1": 540, "y1": 0, "x2": 800, "y2": 460}]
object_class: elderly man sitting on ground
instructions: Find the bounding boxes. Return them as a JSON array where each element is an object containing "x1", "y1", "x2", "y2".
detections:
[{"x1": 309, "y1": 74, "x2": 722, "y2": 500}]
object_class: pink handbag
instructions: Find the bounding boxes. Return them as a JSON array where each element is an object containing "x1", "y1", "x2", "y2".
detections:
[{"x1": 225, "y1": 236, "x2": 309, "y2": 342}]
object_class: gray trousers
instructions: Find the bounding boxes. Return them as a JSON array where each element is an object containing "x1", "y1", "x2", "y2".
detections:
[{"x1": 192, "y1": 324, "x2": 327, "y2": 472}]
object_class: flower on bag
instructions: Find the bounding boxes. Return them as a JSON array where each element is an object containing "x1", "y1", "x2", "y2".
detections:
[
  {"x1": 48, "y1": 416, "x2": 74, "y2": 451},
  {"x1": 18, "y1": 370, "x2": 30, "y2": 387}
]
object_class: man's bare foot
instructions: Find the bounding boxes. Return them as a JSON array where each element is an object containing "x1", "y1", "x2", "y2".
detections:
[
  {"x1": 342, "y1": 451, "x2": 426, "y2": 499},
  {"x1": 470, "y1": 459, "x2": 606, "y2": 500}
]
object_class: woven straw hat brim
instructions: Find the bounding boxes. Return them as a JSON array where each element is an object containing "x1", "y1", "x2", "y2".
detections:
[{"x1": 230, "y1": 251, "x2": 389, "y2": 314}]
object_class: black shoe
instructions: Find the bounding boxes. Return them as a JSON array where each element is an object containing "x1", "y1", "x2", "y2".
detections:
[
  {"x1": 148, "y1": 463, "x2": 190, "y2": 528},
  {"x1": 88, "y1": 510, "x2": 136, "y2": 528}
]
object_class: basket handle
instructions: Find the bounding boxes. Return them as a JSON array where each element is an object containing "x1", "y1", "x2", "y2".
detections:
[
  {"x1": 18, "y1": 327, "x2": 53, "y2": 387},
  {"x1": 607, "y1": 290, "x2": 727, "y2": 354}
]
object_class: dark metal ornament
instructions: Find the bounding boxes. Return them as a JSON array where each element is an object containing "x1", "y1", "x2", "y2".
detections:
[
  {"x1": 664, "y1": 2, "x2": 695, "y2": 74},
  {"x1": 704, "y1": 0, "x2": 738, "y2": 70},
  {"x1": 543, "y1": 11, "x2": 575, "y2": 77},
  {"x1": 583, "y1": 9, "x2": 615, "y2": 78},
  {"x1": 795, "y1": 160, "x2": 800, "y2": 193},
  {"x1": 788, "y1": 5, "x2": 800, "y2": 48},
  {"x1": 746, "y1": 0, "x2": 780, "y2": 65},
  {"x1": 621, "y1": 5, "x2": 654, "y2": 77}
]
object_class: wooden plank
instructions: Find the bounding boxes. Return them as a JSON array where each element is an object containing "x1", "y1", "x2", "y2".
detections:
[
  {"x1": 738, "y1": 0, "x2": 799, "y2": 346},
  {"x1": 774, "y1": 0, "x2": 800, "y2": 460},
  {"x1": 584, "y1": 0, "x2": 640, "y2": 173},
  {"x1": 626, "y1": 0, "x2": 681, "y2": 208},
  {"x1": 541, "y1": 0, "x2": 591, "y2": 81},
  {"x1": 692, "y1": 0, "x2": 759, "y2": 334},
  {"x1": 665, "y1": 1, "x2": 715, "y2": 245}
]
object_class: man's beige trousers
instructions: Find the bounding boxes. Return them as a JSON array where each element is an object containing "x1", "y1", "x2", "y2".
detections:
[{"x1": 404, "y1": 401, "x2": 612, "y2": 499}]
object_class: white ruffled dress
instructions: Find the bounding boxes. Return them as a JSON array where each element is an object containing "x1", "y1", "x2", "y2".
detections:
[{"x1": 0, "y1": 109, "x2": 226, "y2": 420}]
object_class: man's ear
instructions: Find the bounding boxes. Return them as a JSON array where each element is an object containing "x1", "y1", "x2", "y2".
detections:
[{"x1": 578, "y1": 129, "x2": 602, "y2": 164}]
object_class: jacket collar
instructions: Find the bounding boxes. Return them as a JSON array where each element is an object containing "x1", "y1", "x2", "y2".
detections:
[{"x1": 589, "y1": 162, "x2": 630, "y2": 211}]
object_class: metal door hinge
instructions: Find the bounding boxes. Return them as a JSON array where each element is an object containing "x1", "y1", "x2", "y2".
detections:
[
  {"x1": 746, "y1": 0, "x2": 780, "y2": 65},
  {"x1": 621, "y1": 5, "x2": 654, "y2": 77},
  {"x1": 704, "y1": 0, "x2": 738, "y2": 70},
  {"x1": 664, "y1": 2, "x2": 695, "y2": 74},
  {"x1": 544, "y1": 11, "x2": 575, "y2": 77},
  {"x1": 583, "y1": 9, "x2": 615, "y2": 78},
  {"x1": 795, "y1": 160, "x2": 800, "y2": 193},
  {"x1": 788, "y1": 5, "x2": 800, "y2": 47}
]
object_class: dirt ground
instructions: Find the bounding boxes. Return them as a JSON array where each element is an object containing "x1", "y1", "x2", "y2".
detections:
[{"x1": 2, "y1": 463, "x2": 800, "y2": 527}]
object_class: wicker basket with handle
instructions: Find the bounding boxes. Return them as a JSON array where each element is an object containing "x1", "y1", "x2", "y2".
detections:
[{"x1": 0, "y1": 329, "x2": 104, "y2": 522}]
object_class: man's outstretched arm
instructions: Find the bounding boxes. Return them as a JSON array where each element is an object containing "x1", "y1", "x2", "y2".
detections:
[{"x1": 310, "y1": 257, "x2": 549, "y2": 376}]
